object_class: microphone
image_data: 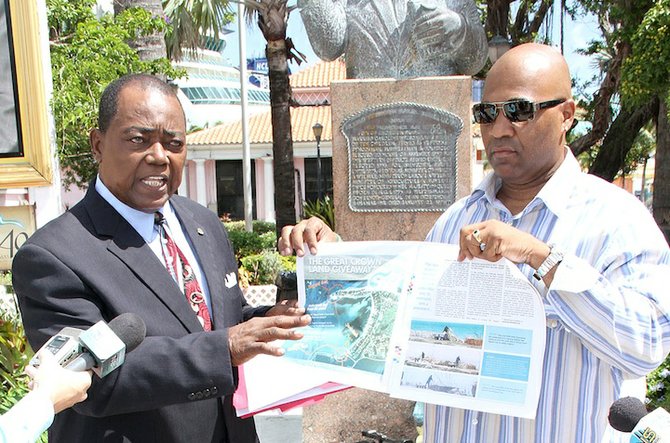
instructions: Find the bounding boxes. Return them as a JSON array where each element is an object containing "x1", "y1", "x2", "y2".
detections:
[
  {"x1": 609, "y1": 396, "x2": 670, "y2": 442},
  {"x1": 31, "y1": 313, "x2": 146, "y2": 378}
]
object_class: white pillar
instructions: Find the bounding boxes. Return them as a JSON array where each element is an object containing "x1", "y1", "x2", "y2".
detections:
[
  {"x1": 178, "y1": 160, "x2": 189, "y2": 198},
  {"x1": 238, "y1": 4, "x2": 253, "y2": 232},
  {"x1": 261, "y1": 157, "x2": 275, "y2": 222},
  {"x1": 194, "y1": 159, "x2": 207, "y2": 207}
]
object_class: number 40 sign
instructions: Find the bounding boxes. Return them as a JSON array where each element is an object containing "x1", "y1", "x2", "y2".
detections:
[{"x1": 0, "y1": 205, "x2": 35, "y2": 270}]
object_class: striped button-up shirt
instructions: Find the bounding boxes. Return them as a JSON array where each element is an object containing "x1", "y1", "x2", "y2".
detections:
[{"x1": 423, "y1": 149, "x2": 670, "y2": 443}]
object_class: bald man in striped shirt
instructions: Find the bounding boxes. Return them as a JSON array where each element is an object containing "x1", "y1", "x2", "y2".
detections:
[{"x1": 279, "y1": 43, "x2": 670, "y2": 442}]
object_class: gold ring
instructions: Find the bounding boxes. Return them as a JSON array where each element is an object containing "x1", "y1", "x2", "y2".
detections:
[{"x1": 472, "y1": 229, "x2": 482, "y2": 243}]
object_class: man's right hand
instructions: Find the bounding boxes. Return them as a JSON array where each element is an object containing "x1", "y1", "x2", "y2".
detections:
[
  {"x1": 228, "y1": 314, "x2": 311, "y2": 367},
  {"x1": 278, "y1": 216, "x2": 338, "y2": 257}
]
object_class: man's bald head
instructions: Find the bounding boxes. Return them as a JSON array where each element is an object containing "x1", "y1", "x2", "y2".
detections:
[
  {"x1": 479, "y1": 43, "x2": 576, "y2": 190},
  {"x1": 485, "y1": 43, "x2": 573, "y2": 102}
]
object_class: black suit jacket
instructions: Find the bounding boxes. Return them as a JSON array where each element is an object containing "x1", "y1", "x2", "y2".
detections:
[{"x1": 13, "y1": 186, "x2": 266, "y2": 442}]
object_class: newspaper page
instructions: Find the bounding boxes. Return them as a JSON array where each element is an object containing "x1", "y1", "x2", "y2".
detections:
[
  {"x1": 284, "y1": 241, "x2": 545, "y2": 419},
  {"x1": 387, "y1": 242, "x2": 546, "y2": 419}
]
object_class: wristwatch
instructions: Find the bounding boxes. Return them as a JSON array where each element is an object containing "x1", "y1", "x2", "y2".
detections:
[{"x1": 533, "y1": 244, "x2": 563, "y2": 281}]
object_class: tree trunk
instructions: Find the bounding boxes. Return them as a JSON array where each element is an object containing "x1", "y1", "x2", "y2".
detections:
[
  {"x1": 114, "y1": 0, "x2": 167, "y2": 61},
  {"x1": 588, "y1": 98, "x2": 658, "y2": 182},
  {"x1": 266, "y1": 38, "x2": 297, "y2": 235},
  {"x1": 255, "y1": 0, "x2": 297, "y2": 235},
  {"x1": 486, "y1": 0, "x2": 511, "y2": 37},
  {"x1": 654, "y1": 100, "x2": 670, "y2": 243},
  {"x1": 570, "y1": 42, "x2": 629, "y2": 157}
]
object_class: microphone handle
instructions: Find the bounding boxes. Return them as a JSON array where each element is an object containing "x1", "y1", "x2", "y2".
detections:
[{"x1": 64, "y1": 353, "x2": 96, "y2": 372}]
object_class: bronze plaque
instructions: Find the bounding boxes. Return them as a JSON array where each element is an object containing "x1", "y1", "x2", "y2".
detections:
[
  {"x1": 342, "y1": 102, "x2": 462, "y2": 212},
  {"x1": 0, "y1": 205, "x2": 35, "y2": 269}
]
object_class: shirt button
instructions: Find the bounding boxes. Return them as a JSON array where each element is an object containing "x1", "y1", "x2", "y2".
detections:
[
  {"x1": 472, "y1": 418, "x2": 478, "y2": 426},
  {"x1": 547, "y1": 319, "x2": 558, "y2": 328}
]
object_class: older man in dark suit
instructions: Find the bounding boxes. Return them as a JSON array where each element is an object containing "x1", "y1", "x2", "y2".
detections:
[{"x1": 12, "y1": 74, "x2": 310, "y2": 442}]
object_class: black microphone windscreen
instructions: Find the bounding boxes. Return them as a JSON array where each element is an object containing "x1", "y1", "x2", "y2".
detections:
[
  {"x1": 608, "y1": 396, "x2": 648, "y2": 433},
  {"x1": 108, "y1": 313, "x2": 147, "y2": 353}
]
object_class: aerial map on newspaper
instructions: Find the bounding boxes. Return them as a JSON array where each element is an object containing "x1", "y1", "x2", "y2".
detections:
[{"x1": 283, "y1": 242, "x2": 414, "y2": 389}]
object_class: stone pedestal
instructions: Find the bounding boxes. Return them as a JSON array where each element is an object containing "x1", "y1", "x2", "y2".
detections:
[
  {"x1": 302, "y1": 76, "x2": 473, "y2": 442},
  {"x1": 330, "y1": 76, "x2": 473, "y2": 241}
]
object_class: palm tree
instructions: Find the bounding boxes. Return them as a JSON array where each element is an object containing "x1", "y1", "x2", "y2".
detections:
[
  {"x1": 113, "y1": 0, "x2": 167, "y2": 61},
  {"x1": 162, "y1": 0, "x2": 233, "y2": 60},
  {"x1": 242, "y1": 0, "x2": 304, "y2": 234}
]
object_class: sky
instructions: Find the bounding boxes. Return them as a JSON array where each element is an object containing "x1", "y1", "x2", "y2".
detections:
[
  {"x1": 220, "y1": 0, "x2": 602, "y2": 98},
  {"x1": 220, "y1": 7, "x2": 318, "y2": 74}
]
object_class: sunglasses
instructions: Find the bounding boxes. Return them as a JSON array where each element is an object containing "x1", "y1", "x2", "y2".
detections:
[{"x1": 473, "y1": 98, "x2": 566, "y2": 124}]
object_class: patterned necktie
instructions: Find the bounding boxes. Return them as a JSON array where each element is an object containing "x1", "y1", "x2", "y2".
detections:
[{"x1": 155, "y1": 212, "x2": 212, "y2": 331}]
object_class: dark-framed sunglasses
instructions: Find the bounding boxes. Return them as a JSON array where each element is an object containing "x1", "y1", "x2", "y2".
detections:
[{"x1": 472, "y1": 98, "x2": 566, "y2": 124}]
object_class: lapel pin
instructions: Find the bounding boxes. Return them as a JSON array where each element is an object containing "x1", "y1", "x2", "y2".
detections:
[{"x1": 197, "y1": 228, "x2": 204, "y2": 236}]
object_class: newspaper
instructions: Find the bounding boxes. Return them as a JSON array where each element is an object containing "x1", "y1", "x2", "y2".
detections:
[{"x1": 283, "y1": 241, "x2": 546, "y2": 419}]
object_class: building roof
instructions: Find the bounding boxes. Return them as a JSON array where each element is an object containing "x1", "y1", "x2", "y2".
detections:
[
  {"x1": 187, "y1": 105, "x2": 332, "y2": 146},
  {"x1": 290, "y1": 58, "x2": 346, "y2": 88},
  {"x1": 188, "y1": 59, "x2": 345, "y2": 146}
]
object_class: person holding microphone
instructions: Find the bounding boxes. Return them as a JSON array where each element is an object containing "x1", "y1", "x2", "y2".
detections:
[{"x1": 0, "y1": 351, "x2": 92, "y2": 443}]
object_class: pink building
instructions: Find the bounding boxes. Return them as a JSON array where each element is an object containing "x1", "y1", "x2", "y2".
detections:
[{"x1": 183, "y1": 59, "x2": 345, "y2": 222}]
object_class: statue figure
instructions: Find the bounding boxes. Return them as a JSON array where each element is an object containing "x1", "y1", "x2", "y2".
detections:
[{"x1": 298, "y1": 0, "x2": 488, "y2": 79}]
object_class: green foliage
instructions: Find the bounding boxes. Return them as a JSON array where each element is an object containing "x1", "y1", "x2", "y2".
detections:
[
  {"x1": 620, "y1": 0, "x2": 670, "y2": 109},
  {"x1": 0, "y1": 319, "x2": 31, "y2": 414},
  {"x1": 227, "y1": 230, "x2": 276, "y2": 260},
  {"x1": 240, "y1": 251, "x2": 282, "y2": 285},
  {"x1": 224, "y1": 220, "x2": 276, "y2": 235},
  {"x1": 279, "y1": 255, "x2": 297, "y2": 273},
  {"x1": 303, "y1": 195, "x2": 335, "y2": 231},
  {"x1": 239, "y1": 251, "x2": 296, "y2": 286},
  {"x1": 163, "y1": 0, "x2": 235, "y2": 60},
  {"x1": 623, "y1": 127, "x2": 655, "y2": 175},
  {"x1": 0, "y1": 303, "x2": 33, "y2": 415},
  {"x1": 223, "y1": 221, "x2": 295, "y2": 286},
  {"x1": 225, "y1": 221, "x2": 278, "y2": 261},
  {"x1": 647, "y1": 357, "x2": 670, "y2": 412},
  {"x1": 48, "y1": 0, "x2": 185, "y2": 189}
]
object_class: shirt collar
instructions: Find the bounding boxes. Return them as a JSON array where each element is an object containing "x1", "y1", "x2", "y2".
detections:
[
  {"x1": 464, "y1": 146, "x2": 580, "y2": 218},
  {"x1": 95, "y1": 175, "x2": 170, "y2": 243},
  {"x1": 533, "y1": 147, "x2": 581, "y2": 218},
  {"x1": 465, "y1": 172, "x2": 500, "y2": 210}
]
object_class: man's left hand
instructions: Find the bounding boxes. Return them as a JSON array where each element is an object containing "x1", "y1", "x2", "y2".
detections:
[{"x1": 458, "y1": 220, "x2": 551, "y2": 269}]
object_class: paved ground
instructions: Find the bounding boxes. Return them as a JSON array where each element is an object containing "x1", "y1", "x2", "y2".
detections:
[
  {"x1": 303, "y1": 389, "x2": 418, "y2": 443},
  {"x1": 257, "y1": 388, "x2": 420, "y2": 443},
  {"x1": 256, "y1": 409, "x2": 304, "y2": 443}
]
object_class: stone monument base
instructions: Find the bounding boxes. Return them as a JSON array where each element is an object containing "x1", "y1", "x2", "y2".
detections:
[{"x1": 330, "y1": 76, "x2": 474, "y2": 241}]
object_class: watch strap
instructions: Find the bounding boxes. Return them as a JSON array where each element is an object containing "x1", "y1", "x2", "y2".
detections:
[{"x1": 533, "y1": 245, "x2": 563, "y2": 281}]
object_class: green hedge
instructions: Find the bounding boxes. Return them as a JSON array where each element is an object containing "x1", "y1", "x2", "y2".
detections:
[{"x1": 224, "y1": 221, "x2": 295, "y2": 286}]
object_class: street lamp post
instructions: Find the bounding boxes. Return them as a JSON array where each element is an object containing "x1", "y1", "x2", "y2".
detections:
[{"x1": 312, "y1": 122, "x2": 323, "y2": 200}]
